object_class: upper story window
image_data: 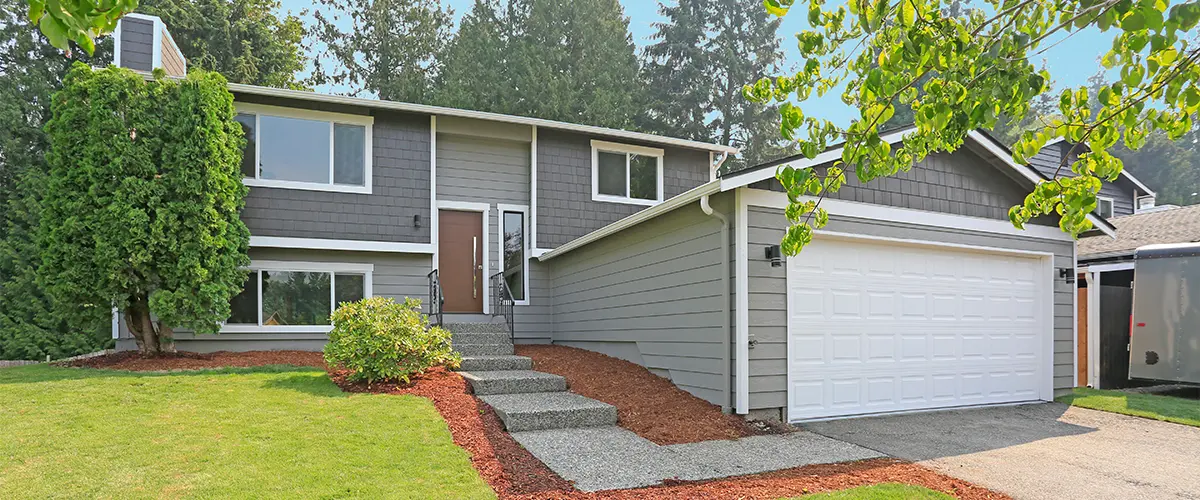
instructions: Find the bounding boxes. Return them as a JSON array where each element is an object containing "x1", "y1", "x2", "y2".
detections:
[
  {"x1": 235, "y1": 103, "x2": 373, "y2": 194},
  {"x1": 1097, "y1": 196, "x2": 1115, "y2": 218},
  {"x1": 591, "y1": 140, "x2": 663, "y2": 206}
]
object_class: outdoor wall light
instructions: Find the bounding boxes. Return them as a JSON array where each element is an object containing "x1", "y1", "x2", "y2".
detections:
[
  {"x1": 413, "y1": 214, "x2": 422, "y2": 229},
  {"x1": 1058, "y1": 267, "x2": 1075, "y2": 284},
  {"x1": 765, "y1": 245, "x2": 783, "y2": 268}
]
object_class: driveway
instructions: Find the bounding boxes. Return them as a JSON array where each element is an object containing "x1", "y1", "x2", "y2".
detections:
[{"x1": 806, "y1": 403, "x2": 1200, "y2": 500}]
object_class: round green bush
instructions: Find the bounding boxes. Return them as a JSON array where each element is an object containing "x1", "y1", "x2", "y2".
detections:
[{"x1": 323, "y1": 297, "x2": 460, "y2": 383}]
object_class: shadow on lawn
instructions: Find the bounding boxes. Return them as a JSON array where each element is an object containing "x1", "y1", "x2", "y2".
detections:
[
  {"x1": 261, "y1": 372, "x2": 349, "y2": 398},
  {"x1": 0, "y1": 364, "x2": 326, "y2": 385}
]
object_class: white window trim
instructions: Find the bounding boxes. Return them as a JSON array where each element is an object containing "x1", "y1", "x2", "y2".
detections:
[
  {"x1": 590, "y1": 139, "x2": 664, "y2": 206},
  {"x1": 235, "y1": 103, "x2": 374, "y2": 195},
  {"x1": 1097, "y1": 196, "x2": 1115, "y2": 218},
  {"x1": 497, "y1": 204, "x2": 531, "y2": 306},
  {"x1": 221, "y1": 260, "x2": 374, "y2": 334}
]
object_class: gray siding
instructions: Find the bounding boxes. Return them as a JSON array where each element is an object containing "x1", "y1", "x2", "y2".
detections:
[
  {"x1": 742, "y1": 203, "x2": 1076, "y2": 414},
  {"x1": 750, "y1": 147, "x2": 1032, "y2": 221},
  {"x1": 117, "y1": 248, "x2": 432, "y2": 352},
  {"x1": 536, "y1": 129, "x2": 711, "y2": 248},
  {"x1": 119, "y1": 18, "x2": 154, "y2": 71},
  {"x1": 549, "y1": 201, "x2": 728, "y2": 405},
  {"x1": 241, "y1": 109, "x2": 432, "y2": 244},
  {"x1": 1028, "y1": 143, "x2": 1135, "y2": 216},
  {"x1": 435, "y1": 133, "x2": 552, "y2": 343}
]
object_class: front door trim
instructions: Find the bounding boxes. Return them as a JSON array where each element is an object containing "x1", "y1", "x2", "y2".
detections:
[{"x1": 436, "y1": 200, "x2": 490, "y2": 314}]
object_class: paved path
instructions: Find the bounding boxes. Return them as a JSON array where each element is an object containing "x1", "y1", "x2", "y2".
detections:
[
  {"x1": 511, "y1": 426, "x2": 882, "y2": 492},
  {"x1": 806, "y1": 403, "x2": 1200, "y2": 500}
]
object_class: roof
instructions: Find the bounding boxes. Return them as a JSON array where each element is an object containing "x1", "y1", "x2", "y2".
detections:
[
  {"x1": 717, "y1": 127, "x2": 1117, "y2": 237},
  {"x1": 1079, "y1": 204, "x2": 1200, "y2": 260},
  {"x1": 226, "y1": 83, "x2": 739, "y2": 154},
  {"x1": 1042, "y1": 137, "x2": 1156, "y2": 196}
]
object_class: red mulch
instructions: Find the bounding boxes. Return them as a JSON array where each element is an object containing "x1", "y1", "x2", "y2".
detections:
[
  {"x1": 65, "y1": 350, "x2": 325, "y2": 370},
  {"x1": 515, "y1": 345, "x2": 772, "y2": 445},
  {"x1": 68, "y1": 350, "x2": 1010, "y2": 499}
]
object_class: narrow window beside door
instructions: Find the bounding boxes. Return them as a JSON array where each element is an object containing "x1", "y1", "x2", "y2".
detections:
[{"x1": 502, "y1": 210, "x2": 526, "y2": 302}]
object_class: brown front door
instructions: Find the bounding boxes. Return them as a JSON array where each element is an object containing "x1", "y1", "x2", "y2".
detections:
[{"x1": 439, "y1": 209, "x2": 484, "y2": 313}]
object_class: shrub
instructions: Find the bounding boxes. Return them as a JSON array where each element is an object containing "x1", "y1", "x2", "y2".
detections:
[{"x1": 324, "y1": 297, "x2": 460, "y2": 383}]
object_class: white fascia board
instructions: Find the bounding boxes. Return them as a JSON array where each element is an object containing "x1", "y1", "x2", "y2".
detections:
[
  {"x1": 718, "y1": 127, "x2": 914, "y2": 191},
  {"x1": 250, "y1": 236, "x2": 435, "y2": 254},
  {"x1": 225, "y1": 82, "x2": 738, "y2": 154},
  {"x1": 537, "y1": 180, "x2": 721, "y2": 261},
  {"x1": 1079, "y1": 261, "x2": 1134, "y2": 273}
]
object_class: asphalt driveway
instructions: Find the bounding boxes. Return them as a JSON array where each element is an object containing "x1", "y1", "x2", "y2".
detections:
[{"x1": 806, "y1": 403, "x2": 1200, "y2": 500}]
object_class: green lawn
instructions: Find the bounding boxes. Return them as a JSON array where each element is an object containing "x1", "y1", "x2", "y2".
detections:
[
  {"x1": 1058, "y1": 387, "x2": 1200, "y2": 428},
  {"x1": 0, "y1": 364, "x2": 494, "y2": 499},
  {"x1": 785, "y1": 483, "x2": 954, "y2": 499}
]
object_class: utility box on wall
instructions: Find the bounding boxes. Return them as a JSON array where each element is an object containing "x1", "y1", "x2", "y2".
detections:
[{"x1": 1130, "y1": 242, "x2": 1200, "y2": 385}]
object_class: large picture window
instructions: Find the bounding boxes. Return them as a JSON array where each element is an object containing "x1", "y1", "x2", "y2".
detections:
[
  {"x1": 236, "y1": 104, "x2": 373, "y2": 194},
  {"x1": 224, "y1": 261, "x2": 373, "y2": 332},
  {"x1": 591, "y1": 140, "x2": 664, "y2": 206},
  {"x1": 497, "y1": 204, "x2": 529, "y2": 305}
]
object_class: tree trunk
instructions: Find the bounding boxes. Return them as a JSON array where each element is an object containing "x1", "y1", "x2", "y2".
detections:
[{"x1": 124, "y1": 295, "x2": 161, "y2": 355}]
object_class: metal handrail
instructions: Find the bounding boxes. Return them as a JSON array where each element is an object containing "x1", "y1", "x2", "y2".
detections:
[
  {"x1": 490, "y1": 271, "x2": 515, "y2": 341},
  {"x1": 427, "y1": 269, "x2": 444, "y2": 327}
]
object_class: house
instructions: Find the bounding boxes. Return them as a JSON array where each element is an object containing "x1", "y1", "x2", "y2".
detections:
[
  {"x1": 1077, "y1": 203, "x2": 1200, "y2": 388},
  {"x1": 112, "y1": 15, "x2": 1118, "y2": 423}
]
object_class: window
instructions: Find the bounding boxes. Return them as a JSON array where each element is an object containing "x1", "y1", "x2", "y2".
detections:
[
  {"x1": 224, "y1": 261, "x2": 373, "y2": 332},
  {"x1": 591, "y1": 140, "x2": 663, "y2": 205},
  {"x1": 236, "y1": 104, "x2": 373, "y2": 194},
  {"x1": 1137, "y1": 196, "x2": 1156, "y2": 212},
  {"x1": 497, "y1": 204, "x2": 529, "y2": 304},
  {"x1": 1097, "y1": 197, "x2": 1115, "y2": 218}
]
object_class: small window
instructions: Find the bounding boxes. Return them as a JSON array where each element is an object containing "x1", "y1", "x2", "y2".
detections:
[
  {"x1": 1097, "y1": 197, "x2": 1115, "y2": 218},
  {"x1": 236, "y1": 104, "x2": 372, "y2": 194},
  {"x1": 223, "y1": 262, "x2": 372, "y2": 332},
  {"x1": 591, "y1": 140, "x2": 663, "y2": 205},
  {"x1": 1137, "y1": 196, "x2": 1156, "y2": 211},
  {"x1": 502, "y1": 210, "x2": 526, "y2": 301}
]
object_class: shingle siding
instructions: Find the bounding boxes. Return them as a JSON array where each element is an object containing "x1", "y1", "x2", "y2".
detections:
[
  {"x1": 119, "y1": 18, "x2": 154, "y2": 71},
  {"x1": 749, "y1": 147, "x2": 1033, "y2": 221},
  {"x1": 1028, "y1": 143, "x2": 1136, "y2": 216},
  {"x1": 536, "y1": 129, "x2": 710, "y2": 248},
  {"x1": 241, "y1": 110, "x2": 432, "y2": 244}
]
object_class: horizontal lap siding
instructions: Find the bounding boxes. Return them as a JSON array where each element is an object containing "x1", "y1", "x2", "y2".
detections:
[
  {"x1": 550, "y1": 204, "x2": 727, "y2": 405},
  {"x1": 119, "y1": 18, "x2": 154, "y2": 71},
  {"x1": 536, "y1": 129, "x2": 711, "y2": 248},
  {"x1": 744, "y1": 204, "x2": 1076, "y2": 412},
  {"x1": 436, "y1": 133, "x2": 551, "y2": 343},
  {"x1": 239, "y1": 103, "x2": 432, "y2": 244},
  {"x1": 117, "y1": 248, "x2": 432, "y2": 351}
]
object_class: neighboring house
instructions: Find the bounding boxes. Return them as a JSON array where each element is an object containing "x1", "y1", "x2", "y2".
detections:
[
  {"x1": 1076, "y1": 203, "x2": 1200, "y2": 389},
  {"x1": 112, "y1": 16, "x2": 1121, "y2": 423}
]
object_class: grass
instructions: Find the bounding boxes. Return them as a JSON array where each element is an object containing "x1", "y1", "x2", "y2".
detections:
[
  {"x1": 783, "y1": 483, "x2": 954, "y2": 499},
  {"x1": 1058, "y1": 387, "x2": 1200, "y2": 428},
  {"x1": 0, "y1": 364, "x2": 494, "y2": 499}
]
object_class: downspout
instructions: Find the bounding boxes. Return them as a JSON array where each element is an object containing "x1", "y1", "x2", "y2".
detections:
[{"x1": 700, "y1": 151, "x2": 732, "y2": 412}]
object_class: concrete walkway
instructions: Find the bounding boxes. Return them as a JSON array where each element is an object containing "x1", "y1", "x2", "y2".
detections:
[
  {"x1": 807, "y1": 403, "x2": 1200, "y2": 500},
  {"x1": 511, "y1": 426, "x2": 882, "y2": 492}
]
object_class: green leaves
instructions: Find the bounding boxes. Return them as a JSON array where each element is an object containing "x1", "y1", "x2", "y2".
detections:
[{"x1": 24, "y1": 0, "x2": 136, "y2": 55}]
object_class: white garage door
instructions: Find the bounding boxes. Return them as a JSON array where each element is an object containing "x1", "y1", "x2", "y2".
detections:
[{"x1": 787, "y1": 236, "x2": 1049, "y2": 421}]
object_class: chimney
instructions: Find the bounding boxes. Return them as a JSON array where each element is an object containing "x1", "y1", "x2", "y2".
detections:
[{"x1": 112, "y1": 14, "x2": 187, "y2": 77}]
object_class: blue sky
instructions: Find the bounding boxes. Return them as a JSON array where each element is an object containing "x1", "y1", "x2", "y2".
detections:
[{"x1": 277, "y1": 0, "x2": 1112, "y2": 126}]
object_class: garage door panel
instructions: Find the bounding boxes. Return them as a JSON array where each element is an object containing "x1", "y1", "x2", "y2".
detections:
[{"x1": 787, "y1": 236, "x2": 1048, "y2": 421}]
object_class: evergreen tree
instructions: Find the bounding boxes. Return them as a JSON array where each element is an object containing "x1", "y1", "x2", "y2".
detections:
[
  {"x1": 435, "y1": 0, "x2": 511, "y2": 112},
  {"x1": 137, "y1": 0, "x2": 309, "y2": 89},
  {"x1": 502, "y1": 0, "x2": 644, "y2": 129},
  {"x1": 640, "y1": 0, "x2": 787, "y2": 168},
  {"x1": 311, "y1": 0, "x2": 454, "y2": 103},
  {"x1": 641, "y1": 0, "x2": 712, "y2": 142}
]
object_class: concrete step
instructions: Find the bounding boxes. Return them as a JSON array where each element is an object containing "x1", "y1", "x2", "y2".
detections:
[
  {"x1": 451, "y1": 332, "x2": 512, "y2": 345},
  {"x1": 459, "y1": 355, "x2": 533, "y2": 372},
  {"x1": 455, "y1": 343, "x2": 514, "y2": 356},
  {"x1": 442, "y1": 313, "x2": 500, "y2": 324},
  {"x1": 444, "y1": 322, "x2": 510, "y2": 334},
  {"x1": 460, "y1": 370, "x2": 566, "y2": 395},
  {"x1": 480, "y1": 392, "x2": 618, "y2": 432}
]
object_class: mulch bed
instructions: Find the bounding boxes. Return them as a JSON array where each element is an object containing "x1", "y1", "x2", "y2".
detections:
[
  {"x1": 515, "y1": 344, "x2": 777, "y2": 445},
  {"x1": 65, "y1": 350, "x2": 325, "y2": 371},
  {"x1": 68, "y1": 350, "x2": 1010, "y2": 499}
]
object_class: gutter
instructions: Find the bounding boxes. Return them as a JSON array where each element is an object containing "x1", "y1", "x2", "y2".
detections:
[{"x1": 699, "y1": 192, "x2": 732, "y2": 412}]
